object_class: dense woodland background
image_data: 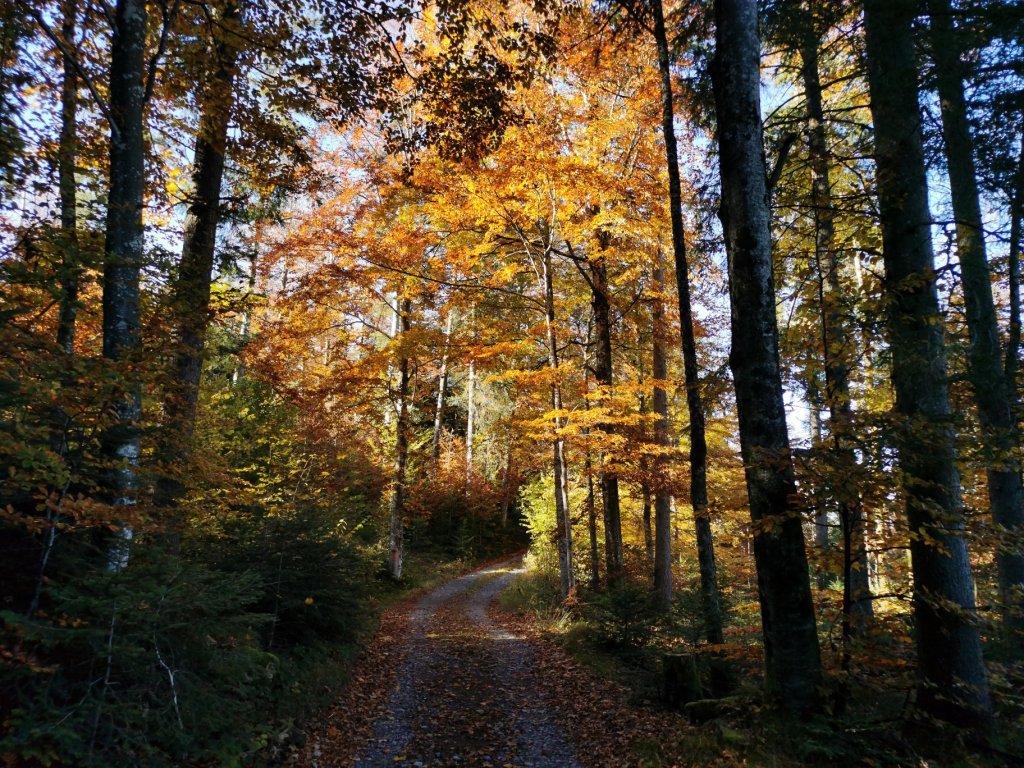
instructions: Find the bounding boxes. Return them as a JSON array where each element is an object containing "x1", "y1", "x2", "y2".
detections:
[{"x1": 1, "y1": 0, "x2": 1023, "y2": 764}]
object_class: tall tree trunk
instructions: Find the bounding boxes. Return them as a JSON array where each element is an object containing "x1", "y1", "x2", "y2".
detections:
[
  {"x1": 797, "y1": 26, "x2": 873, "y2": 637},
  {"x1": 55, "y1": 0, "x2": 79, "y2": 356},
  {"x1": 652, "y1": 0, "x2": 724, "y2": 642},
  {"x1": 499, "y1": 438, "x2": 513, "y2": 527},
  {"x1": 543, "y1": 246, "x2": 575, "y2": 598},
  {"x1": 1006, "y1": 131, "x2": 1023, "y2": 399},
  {"x1": 431, "y1": 311, "x2": 453, "y2": 467},
  {"x1": 651, "y1": 251, "x2": 673, "y2": 610},
  {"x1": 585, "y1": 441, "x2": 600, "y2": 589},
  {"x1": 641, "y1": 476, "x2": 654, "y2": 564},
  {"x1": 864, "y1": 0, "x2": 991, "y2": 728},
  {"x1": 101, "y1": 0, "x2": 148, "y2": 572},
  {"x1": 158, "y1": 0, "x2": 243, "y2": 513},
  {"x1": 384, "y1": 294, "x2": 400, "y2": 427},
  {"x1": 583, "y1": 346, "x2": 601, "y2": 589},
  {"x1": 711, "y1": 0, "x2": 820, "y2": 713},
  {"x1": 465, "y1": 357, "x2": 475, "y2": 481},
  {"x1": 929, "y1": 0, "x2": 1024, "y2": 645},
  {"x1": 387, "y1": 298, "x2": 412, "y2": 580},
  {"x1": 807, "y1": 376, "x2": 831, "y2": 590},
  {"x1": 231, "y1": 245, "x2": 259, "y2": 385},
  {"x1": 590, "y1": 249, "x2": 624, "y2": 584}
]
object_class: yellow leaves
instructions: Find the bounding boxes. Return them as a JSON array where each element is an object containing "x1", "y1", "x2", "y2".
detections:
[
  {"x1": 165, "y1": 167, "x2": 183, "y2": 198},
  {"x1": 486, "y1": 262, "x2": 525, "y2": 286}
]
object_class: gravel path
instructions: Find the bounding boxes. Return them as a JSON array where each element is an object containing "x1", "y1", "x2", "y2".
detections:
[{"x1": 350, "y1": 558, "x2": 581, "y2": 768}]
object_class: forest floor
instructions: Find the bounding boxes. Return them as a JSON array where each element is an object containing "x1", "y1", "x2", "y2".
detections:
[
  {"x1": 303, "y1": 557, "x2": 582, "y2": 767},
  {"x1": 290, "y1": 558, "x2": 1024, "y2": 767},
  {"x1": 298, "y1": 558, "x2": 744, "y2": 768}
]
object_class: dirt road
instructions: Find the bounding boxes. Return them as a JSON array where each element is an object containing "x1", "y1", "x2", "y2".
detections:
[{"x1": 347, "y1": 559, "x2": 580, "y2": 767}]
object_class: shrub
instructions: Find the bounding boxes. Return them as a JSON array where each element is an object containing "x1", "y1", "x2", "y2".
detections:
[
  {"x1": 583, "y1": 581, "x2": 659, "y2": 650},
  {"x1": 1, "y1": 549, "x2": 276, "y2": 767}
]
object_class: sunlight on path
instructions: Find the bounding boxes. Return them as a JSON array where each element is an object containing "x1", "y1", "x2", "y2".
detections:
[{"x1": 349, "y1": 559, "x2": 581, "y2": 768}]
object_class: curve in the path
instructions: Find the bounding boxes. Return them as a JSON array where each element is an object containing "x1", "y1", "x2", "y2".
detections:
[{"x1": 351, "y1": 559, "x2": 581, "y2": 768}]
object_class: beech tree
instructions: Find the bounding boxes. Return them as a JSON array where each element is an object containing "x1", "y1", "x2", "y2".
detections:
[
  {"x1": 158, "y1": 0, "x2": 244, "y2": 514},
  {"x1": 928, "y1": 0, "x2": 1024, "y2": 645},
  {"x1": 100, "y1": 0, "x2": 149, "y2": 571},
  {"x1": 712, "y1": 0, "x2": 821, "y2": 713},
  {"x1": 54, "y1": 0, "x2": 79, "y2": 357},
  {"x1": 863, "y1": 0, "x2": 992, "y2": 728},
  {"x1": 649, "y1": 0, "x2": 723, "y2": 641}
]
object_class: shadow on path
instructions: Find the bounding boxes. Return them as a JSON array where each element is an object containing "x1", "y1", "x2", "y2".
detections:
[{"x1": 350, "y1": 558, "x2": 581, "y2": 768}]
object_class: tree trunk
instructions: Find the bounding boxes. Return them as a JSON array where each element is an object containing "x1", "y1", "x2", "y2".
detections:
[
  {"x1": 641, "y1": 478, "x2": 654, "y2": 564},
  {"x1": 652, "y1": 0, "x2": 723, "y2": 642},
  {"x1": 583, "y1": 348, "x2": 601, "y2": 589},
  {"x1": 500, "y1": 438, "x2": 513, "y2": 527},
  {"x1": 231, "y1": 245, "x2": 259, "y2": 385},
  {"x1": 465, "y1": 357, "x2": 475, "y2": 481},
  {"x1": 711, "y1": 0, "x2": 820, "y2": 713},
  {"x1": 651, "y1": 251, "x2": 673, "y2": 610},
  {"x1": 49, "y1": 0, "x2": 79, "y2": 464},
  {"x1": 864, "y1": 0, "x2": 991, "y2": 728},
  {"x1": 590, "y1": 249, "x2": 624, "y2": 584},
  {"x1": 1006, "y1": 131, "x2": 1023, "y2": 399},
  {"x1": 384, "y1": 294, "x2": 400, "y2": 427},
  {"x1": 158, "y1": 0, "x2": 243, "y2": 513},
  {"x1": 387, "y1": 298, "x2": 412, "y2": 580},
  {"x1": 807, "y1": 376, "x2": 830, "y2": 590},
  {"x1": 797, "y1": 26, "x2": 873, "y2": 635},
  {"x1": 101, "y1": 0, "x2": 148, "y2": 572},
  {"x1": 585, "y1": 443, "x2": 600, "y2": 589},
  {"x1": 431, "y1": 311, "x2": 453, "y2": 467},
  {"x1": 55, "y1": 0, "x2": 79, "y2": 356},
  {"x1": 929, "y1": 0, "x2": 1024, "y2": 645},
  {"x1": 543, "y1": 246, "x2": 575, "y2": 598}
]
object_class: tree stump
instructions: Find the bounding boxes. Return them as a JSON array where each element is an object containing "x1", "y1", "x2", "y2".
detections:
[{"x1": 663, "y1": 652, "x2": 702, "y2": 706}]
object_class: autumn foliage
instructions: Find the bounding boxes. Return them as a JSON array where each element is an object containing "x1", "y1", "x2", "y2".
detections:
[{"x1": 1, "y1": 0, "x2": 1024, "y2": 764}]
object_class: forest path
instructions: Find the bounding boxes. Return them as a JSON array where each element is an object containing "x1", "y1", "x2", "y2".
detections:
[{"x1": 322, "y1": 557, "x2": 582, "y2": 768}]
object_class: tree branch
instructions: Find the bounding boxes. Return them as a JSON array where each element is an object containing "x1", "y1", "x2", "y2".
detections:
[
  {"x1": 20, "y1": 0, "x2": 118, "y2": 136},
  {"x1": 767, "y1": 131, "x2": 799, "y2": 194},
  {"x1": 144, "y1": 0, "x2": 181, "y2": 104}
]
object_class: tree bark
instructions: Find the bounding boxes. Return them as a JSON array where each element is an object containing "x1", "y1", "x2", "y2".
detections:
[
  {"x1": 590, "y1": 246, "x2": 624, "y2": 584},
  {"x1": 50, "y1": 0, "x2": 79, "y2": 463},
  {"x1": 585, "y1": 442, "x2": 600, "y2": 589},
  {"x1": 797, "y1": 25, "x2": 873, "y2": 635},
  {"x1": 431, "y1": 311, "x2": 453, "y2": 467},
  {"x1": 384, "y1": 294, "x2": 400, "y2": 427},
  {"x1": 583, "y1": 345, "x2": 601, "y2": 589},
  {"x1": 929, "y1": 0, "x2": 1024, "y2": 644},
  {"x1": 101, "y1": 0, "x2": 148, "y2": 572},
  {"x1": 499, "y1": 438, "x2": 513, "y2": 527},
  {"x1": 465, "y1": 357, "x2": 475, "y2": 481},
  {"x1": 55, "y1": 0, "x2": 79, "y2": 356},
  {"x1": 711, "y1": 0, "x2": 820, "y2": 713},
  {"x1": 1006, "y1": 131, "x2": 1023, "y2": 400},
  {"x1": 864, "y1": 0, "x2": 991, "y2": 728},
  {"x1": 651, "y1": 251, "x2": 673, "y2": 610},
  {"x1": 159, "y1": 0, "x2": 243, "y2": 512},
  {"x1": 807, "y1": 376, "x2": 831, "y2": 590},
  {"x1": 652, "y1": 0, "x2": 724, "y2": 643},
  {"x1": 543, "y1": 246, "x2": 575, "y2": 598},
  {"x1": 641, "y1": 477, "x2": 654, "y2": 564},
  {"x1": 387, "y1": 297, "x2": 412, "y2": 580}
]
